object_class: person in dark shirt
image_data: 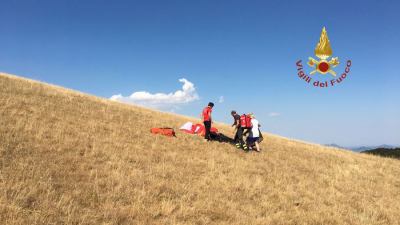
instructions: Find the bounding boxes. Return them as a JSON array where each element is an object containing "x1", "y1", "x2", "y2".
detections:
[
  {"x1": 231, "y1": 110, "x2": 240, "y2": 141},
  {"x1": 231, "y1": 110, "x2": 248, "y2": 150}
]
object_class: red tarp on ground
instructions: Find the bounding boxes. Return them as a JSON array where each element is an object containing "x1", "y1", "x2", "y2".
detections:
[
  {"x1": 179, "y1": 122, "x2": 218, "y2": 136},
  {"x1": 150, "y1": 128, "x2": 176, "y2": 137}
]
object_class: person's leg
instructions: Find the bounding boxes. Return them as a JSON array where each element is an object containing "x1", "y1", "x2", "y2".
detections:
[
  {"x1": 235, "y1": 128, "x2": 243, "y2": 148},
  {"x1": 207, "y1": 122, "x2": 212, "y2": 140},
  {"x1": 255, "y1": 141, "x2": 260, "y2": 152},
  {"x1": 241, "y1": 129, "x2": 248, "y2": 150},
  {"x1": 203, "y1": 121, "x2": 207, "y2": 140},
  {"x1": 236, "y1": 128, "x2": 248, "y2": 150},
  {"x1": 246, "y1": 137, "x2": 252, "y2": 150},
  {"x1": 243, "y1": 128, "x2": 249, "y2": 136},
  {"x1": 208, "y1": 121, "x2": 212, "y2": 140},
  {"x1": 233, "y1": 129, "x2": 239, "y2": 142},
  {"x1": 204, "y1": 121, "x2": 211, "y2": 140}
]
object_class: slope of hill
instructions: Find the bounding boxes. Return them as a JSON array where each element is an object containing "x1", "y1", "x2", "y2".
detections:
[{"x1": 1, "y1": 72, "x2": 400, "y2": 225}]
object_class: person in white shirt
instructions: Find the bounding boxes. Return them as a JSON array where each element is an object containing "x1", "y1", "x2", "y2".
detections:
[{"x1": 248, "y1": 114, "x2": 261, "y2": 152}]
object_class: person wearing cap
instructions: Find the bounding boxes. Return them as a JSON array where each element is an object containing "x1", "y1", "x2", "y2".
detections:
[
  {"x1": 201, "y1": 102, "x2": 214, "y2": 141},
  {"x1": 247, "y1": 114, "x2": 261, "y2": 152}
]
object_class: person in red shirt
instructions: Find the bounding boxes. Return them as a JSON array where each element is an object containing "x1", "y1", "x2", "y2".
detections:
[{"x1": 201, "y1": 102, "x2": 214, "y2": 141}]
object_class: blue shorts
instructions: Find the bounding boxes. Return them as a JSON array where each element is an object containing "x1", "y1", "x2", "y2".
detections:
[{"x1": 248, "y1": 137, "x2": 259, "y2": 143}]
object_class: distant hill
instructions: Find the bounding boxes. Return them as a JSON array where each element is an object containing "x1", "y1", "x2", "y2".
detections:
[
  {"x1": 361, "y1": 148, "x2": 400, "y2": 159},
  {"x1": 324, "y1": 143, "x2": 349, "y2": 150},
  {"x1": 1, "y1": 72, "x2": 400, "y2": 225},
  {"x1": 325, "y1": 144, "x2": 399, "y2": 152},
  {"x1": 351, "y1": 145, "x2": 398, "y2": 152}
]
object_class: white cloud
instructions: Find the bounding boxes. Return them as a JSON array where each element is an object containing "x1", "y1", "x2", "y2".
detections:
[
  {"x1": 268, "y1": 112, "x2": 280, "y2": 117},
  {"x1": 218, "y1": 96, "x2": 224, "y2": 103},
  {"x1": 110, "y1": 78, "x2": 199, "y2": 110}
]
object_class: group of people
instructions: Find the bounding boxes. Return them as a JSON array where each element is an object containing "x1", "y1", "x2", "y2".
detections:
[{"x1": 201, "y1": 102, "x2": 262, "y2": 152}]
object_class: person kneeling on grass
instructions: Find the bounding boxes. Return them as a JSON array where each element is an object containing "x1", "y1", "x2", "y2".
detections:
[{"x1": 247, "y1": 114, "x2": 261, "y2": 152}]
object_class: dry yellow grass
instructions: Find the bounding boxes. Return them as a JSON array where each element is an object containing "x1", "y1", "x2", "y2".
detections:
[{"x1": 1, "y1": 72, "x2": 399, "y2": 225}]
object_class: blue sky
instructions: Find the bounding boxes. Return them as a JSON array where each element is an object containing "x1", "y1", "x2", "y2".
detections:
[{"x1": 1, "y1": 0, "x2": 399, "y2": 146}]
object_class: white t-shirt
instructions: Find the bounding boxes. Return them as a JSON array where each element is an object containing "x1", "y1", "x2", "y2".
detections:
[{"x1": 251, "y1": 118, "x2": 260, "y2": 137}]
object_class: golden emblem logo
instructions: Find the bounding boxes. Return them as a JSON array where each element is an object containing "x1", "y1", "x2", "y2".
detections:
[
  {"x1": 296, "y1": 27, "x2": 352, "y2": 88},
  {"x1": 308, "y1": 27, "x2": 339, "y2": 76}
]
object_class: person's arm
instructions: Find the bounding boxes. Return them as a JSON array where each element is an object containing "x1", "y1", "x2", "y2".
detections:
[{"x1": 233, "y1": 119, "x2": 238, "y2": 134}]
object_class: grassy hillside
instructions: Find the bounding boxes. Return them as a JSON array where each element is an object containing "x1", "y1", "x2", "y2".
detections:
[{"x1": 1, "y1": 72, "x2": 399, "y2": 225}]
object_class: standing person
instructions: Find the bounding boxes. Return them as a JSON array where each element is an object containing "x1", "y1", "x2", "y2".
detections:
[
  {"x1": 248, "y1": 114, "x2": 261, "y2": 152},
  {"x1": 231, "y1": 110, "x2": 243, "y2": 147},
  {"x1": 201, "y1": 102, "x2": 214, "y2": 141},
  {"x1": 235, "y1": 112, "x2": 252, "y2": 151}
]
